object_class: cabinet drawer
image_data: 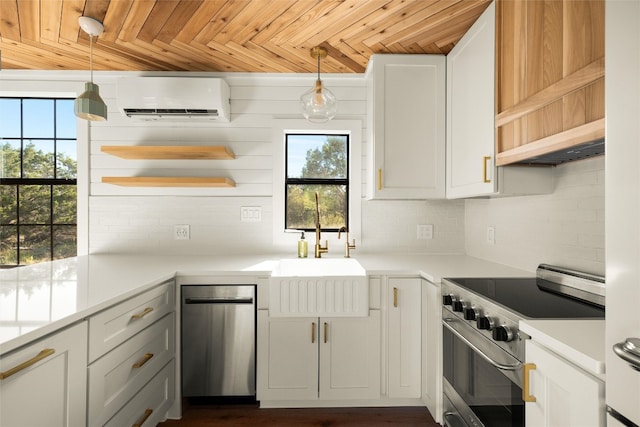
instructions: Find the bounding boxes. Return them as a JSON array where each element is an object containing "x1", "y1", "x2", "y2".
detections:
[
  {"x1": 104, "y1": 359, "x2": 175, "y2": 427},
  {"x1": 89, "y1": 280, "x2": 175, "y2": 362},
  {"x1": 88, "y1": 313, "x2": 175, "y2": 427}
]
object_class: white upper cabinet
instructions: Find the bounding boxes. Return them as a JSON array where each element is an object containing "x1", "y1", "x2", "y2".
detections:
[
  {"x1": 446, "y1": 1, "x2": 496, "y2": 198},
  {"x1": 366, "y1": 54, "x2": 446, "y2": 200},
  {"x1": 446, "y1": 1, "x2": 552, "y2": 199}
]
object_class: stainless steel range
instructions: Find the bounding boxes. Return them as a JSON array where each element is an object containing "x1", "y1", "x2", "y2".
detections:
[{"x1": 441, "y1": 264, "x2": 605, "y2": 427}]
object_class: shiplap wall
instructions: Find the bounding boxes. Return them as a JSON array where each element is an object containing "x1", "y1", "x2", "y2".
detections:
[
  {"x1": 0, "y1": 70, "x2": 464, "y2": 255},
  {"x1": 465, "y1": 157, "x2": 605, "y2": 275}
]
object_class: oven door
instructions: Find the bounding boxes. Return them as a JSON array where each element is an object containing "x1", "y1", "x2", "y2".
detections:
[{"x1": 442, "y1": 316, "x2": 525, "y2": 427}]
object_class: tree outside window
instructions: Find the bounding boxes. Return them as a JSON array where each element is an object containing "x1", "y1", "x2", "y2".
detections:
[
  {"x1": 285, "y1": 134, "x2": 348, "y2": 231},
  {"x1": 0, "y1": 98, "x2": 77, "y2": 267}
]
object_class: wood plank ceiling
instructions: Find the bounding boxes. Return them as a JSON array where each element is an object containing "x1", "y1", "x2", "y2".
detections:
[{"x1": 0, "y1": 0, "x2": 491, "y2": 73}]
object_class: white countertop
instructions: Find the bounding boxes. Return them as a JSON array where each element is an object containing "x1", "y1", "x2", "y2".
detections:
[
  {"x1": 0, "y1": 252, "x2": 531, "y2": 355},
  {"x1": 520, "y1": 319, "x2": 606, "y2": 378}
]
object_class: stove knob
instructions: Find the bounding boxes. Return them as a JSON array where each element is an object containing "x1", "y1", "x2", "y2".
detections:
[
  {"x1": 464, "y1": 307, "x2": 479, "y2": 321},
  {"x1": 492, "y1": 325, "x2": 515, "y2": 342},
  {"x1": 453, "y1": 300, "x2": 467, "y2": 312},
  {"x1": 442, "y1": 294, "x2": 454, "y2": 306},
  {"x1": 476, "y1": 315, "x2": 495, "y2": 330}
]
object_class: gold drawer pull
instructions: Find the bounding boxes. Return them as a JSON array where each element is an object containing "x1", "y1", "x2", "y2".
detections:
[
  {"x1": 393, "y1": 287, "x2": 398, "y2": 308},
  {"x1": 523, "y1": 363, "x2": 537, "y2": 402},
  {"x1": 483, "y1": 156, "x2": 492, "y2": 183},
  {"x1": 132, "y1": 408, "x2": 153, "y2": 427},
  {"x1": 0, "y1": 348, "x2": 55, "y2": 380},
  {"x1": 131, "y1": 307, "x2": 154, "y2": 320},
  {"x1": 311, "y1": 322, "x2": 316, "y2": 343},
  {"x1": 323, "y1": 322, "x2": 328, "y2": 343},
  {"x1": 378, "y1": 168, "x2": 383, "y2": 191},
  {"x1": 132, "y1": 353, "x2": 154, "y2": 369}
]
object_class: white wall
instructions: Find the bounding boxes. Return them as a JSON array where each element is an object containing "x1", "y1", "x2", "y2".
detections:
[
  {"x1": 465, "y1": 157, "x2": 605, "y2": 274},
  {"x1": 0, "y1": 70, "x2": 465, "y2": 256},
  {"x1": 2, "y1": 70, "x2": 604, "y2": 268}
]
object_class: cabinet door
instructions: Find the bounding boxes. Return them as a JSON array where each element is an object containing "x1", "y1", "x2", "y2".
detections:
[
  {"x1": 525, "y1": 340, "x2": 605, "y2": 427},
  {"x1": 319, "y1": 311, "x2": 381, "y2": 400},
  {"x1": 446, "y1": 1, "x2": 496, "y2": 198},
  {"x1": 387, "y1": 278, "x2": 422, "y2": 398},
  {"x1": 368, "y1": 54, "x2": 445, "y2": 200},
  {"x1": 0, "y1": 322, "x2": 87, "y2": 427},
  {"x1": 257, "y1": 311, "x2": 318, "y2": 400},
  {"x1": 422, "y1": 279, "x2": 442, "y2": 422}
]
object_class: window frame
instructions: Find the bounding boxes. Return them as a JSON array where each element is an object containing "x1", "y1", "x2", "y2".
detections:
[
  {"x1": 272, "y1": 119, "x2": 362, "y2": 250},
  {"x1": 284, "y1": 133, "x2": 350, "y2": 232},
  {"x1": 0, "y1": 91, "x2": 87, "y2": 268}
]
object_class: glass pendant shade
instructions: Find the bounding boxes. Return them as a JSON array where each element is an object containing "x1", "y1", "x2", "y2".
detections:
[
  {"x1": 300, "y1": 46, "x2": 337, "y2": 123},
  {"x1": 75, "y1": 82, "x2": 107, "y2": 121},
  {"x1": 300, "y1": 79, "x2": 337, "y2": 123}
]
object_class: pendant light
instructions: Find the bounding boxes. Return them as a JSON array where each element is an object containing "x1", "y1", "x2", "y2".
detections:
[
  {"x1": 300, "y1": 46, "x2": 337, "y2": 123},
  {"x1": 75, "y1": 16, "x2": 107, "y2": 121}
]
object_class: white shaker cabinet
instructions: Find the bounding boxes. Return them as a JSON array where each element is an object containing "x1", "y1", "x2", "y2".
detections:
[
  {"x1": 446, "y1": 1, "x2": 552, "y2": 199},
  {"x1": 0, "y1": 321, "x2": 87, "y2": 427},
  {"x1": 525, "y1": 339, "x2": 605, "y2": 427},
  {"x1": 387, "y1": 277, "x2": 421, "y2": 398},
  {"x1": 366, "y1": 54, "x2": 446, "y2": 200},
  {"x1": 257, "y1": 311, "x2": 381, "y2": 403},
  {"x1": 422, "y1": 279, "x2": 442, "y2": 422}
]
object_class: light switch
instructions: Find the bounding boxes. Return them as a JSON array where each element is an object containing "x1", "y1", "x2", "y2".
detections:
[{"x1": 241, "y1": 206, "x2": 262, "y2": 222}]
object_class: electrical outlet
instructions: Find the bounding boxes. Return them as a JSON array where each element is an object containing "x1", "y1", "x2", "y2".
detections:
[
  {"x1": 174, "y1": 224, "x2": 190, "y2": 240},
  {"x1": 417, "y1": 224, "x2": 434, "y2": 239},
  {"x1": 486, "y1": 226, "x2": 495, "y2": 245}
]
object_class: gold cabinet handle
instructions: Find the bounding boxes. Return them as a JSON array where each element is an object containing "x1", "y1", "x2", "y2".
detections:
[
  {"x1": 378, "y1": 168, "x2": 383, "y2": 191},
  {"x1": 131, "y1": 307, "x2": 154, "y2": 320},
  {"x1": 393, "y1": 287, "x2": 398, "y2": 308},
  {"x1": 132, "y1": 408, "x2": 153, "y2": 427},
  {"x1": 483, "y1": 156, "x2": 492, "y2": 183},
  {"x1": 523, "y1": 363, "x2": 537, "y2": 402},
  {"x1": 323, "y1": 322, "x2": 328, "y2": 343},
  {"x1": 132, "y1": 353, "x2": 154, "y2": 369},
  {"x1": 0, "y1": 348, "x2": 55, "y2": 380},
  {"x1": 311, "y1": 322, "x2": 316, "y2": 343}
]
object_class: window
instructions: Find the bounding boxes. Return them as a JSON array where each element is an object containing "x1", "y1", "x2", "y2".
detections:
[
  {"x1": 285, "y1": 134, "x2": 348, "y2": 231},
  {"x1": 0, "y1": 97, "x2": 77, "y2": 267},
  {"x1": 272, "y1": 119, "x2": 362, "y2": 250}
]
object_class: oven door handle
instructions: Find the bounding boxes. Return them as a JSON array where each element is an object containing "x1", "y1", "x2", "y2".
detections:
[
  {"x1": 443, "y1": 318, "x2": 522, "y2": 371},
  {"x1": 443, "y1": 411, "x2": 468, "y2": 427}
]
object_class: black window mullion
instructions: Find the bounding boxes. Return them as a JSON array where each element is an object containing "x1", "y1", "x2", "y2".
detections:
[{"x1": 1, "y1": 96, "x2": 77, "y2": 267}]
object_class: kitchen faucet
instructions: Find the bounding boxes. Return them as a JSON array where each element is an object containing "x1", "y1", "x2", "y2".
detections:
[
  {"x1": 338, "y1": 226, "x2": 356, "y2": 258},
  {"x1": 314, "y1": 192, "x2": 329, "y2": 258}
]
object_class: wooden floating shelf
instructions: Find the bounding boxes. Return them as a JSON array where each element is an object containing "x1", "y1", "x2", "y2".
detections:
[
  {"x1": 102, "y1": 177, "x2": 236, "y2": 188},
  {"x1": 101, "y1": 145, "x2": 235, "y2": 160}
]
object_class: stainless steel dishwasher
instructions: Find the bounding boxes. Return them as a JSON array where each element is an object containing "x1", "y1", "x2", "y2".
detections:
[{"x1": 181, "y1": 284, "x2": 256, "y2": 398}]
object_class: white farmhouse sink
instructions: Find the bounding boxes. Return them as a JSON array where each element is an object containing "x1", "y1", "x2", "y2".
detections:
[
  {"x1": 269, "y1": 258, "x2": 368, "y2": 317},
  {"x1": 271, "y1": 258, "x2": 366, "y2": 277}
]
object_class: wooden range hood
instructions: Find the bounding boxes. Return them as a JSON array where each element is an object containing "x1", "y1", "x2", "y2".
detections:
[{"x1": 495, "y1": 0, "x2": 605, "y2": 166}]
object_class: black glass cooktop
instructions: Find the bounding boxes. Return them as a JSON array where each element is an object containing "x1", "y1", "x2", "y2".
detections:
[{"x1": 446, "y1": 277, "x2": 605, "y2": 319}]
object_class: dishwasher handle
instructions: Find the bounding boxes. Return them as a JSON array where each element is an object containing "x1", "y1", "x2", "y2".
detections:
[{"x1": 184, "y1": 296, "x2": 254, "y2": 304}]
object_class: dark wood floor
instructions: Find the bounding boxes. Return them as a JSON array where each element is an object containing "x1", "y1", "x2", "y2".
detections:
[{"x1": 159, "y1": 399, "x2": 438, "y2": 427}]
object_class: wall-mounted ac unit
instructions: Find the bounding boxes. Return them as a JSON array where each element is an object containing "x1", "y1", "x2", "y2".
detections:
[{"x1": 116, "y1": 77, "x2": 230, "y2": 122}]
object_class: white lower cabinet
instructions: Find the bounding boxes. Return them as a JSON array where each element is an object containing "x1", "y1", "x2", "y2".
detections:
[
  {"x1": 88, "y1": 313, "x2": 175, "y2": 426},
  {"x1": 88, "y1": 279, "x2": 176, "y2": 426},
  {"x1": 387, "y1": 277, "x2": 422, "y2": 398},
  {"x1": 104, "y1": 359, "x2": 175, "y2": 427},
  {"x1": 0, "y1": 321, "x2": 87, "y2": 427},
  {"x1": 257, "y1": 310, "x2": 381, "y2": 403},
  {"x1": 422, "y1": 279, "x2": 441, "y2": 422},
  {"x1": 525, "y1": 340, "x2": 605, "y2": 427}
]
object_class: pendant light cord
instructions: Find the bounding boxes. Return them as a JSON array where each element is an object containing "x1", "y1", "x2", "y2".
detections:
[
  {"x1": 89, "y1": 35, "x2": 94, "y2": 83},
  {"x1": 317, "y1": 52, "x2": 321, "y2": 81}
]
